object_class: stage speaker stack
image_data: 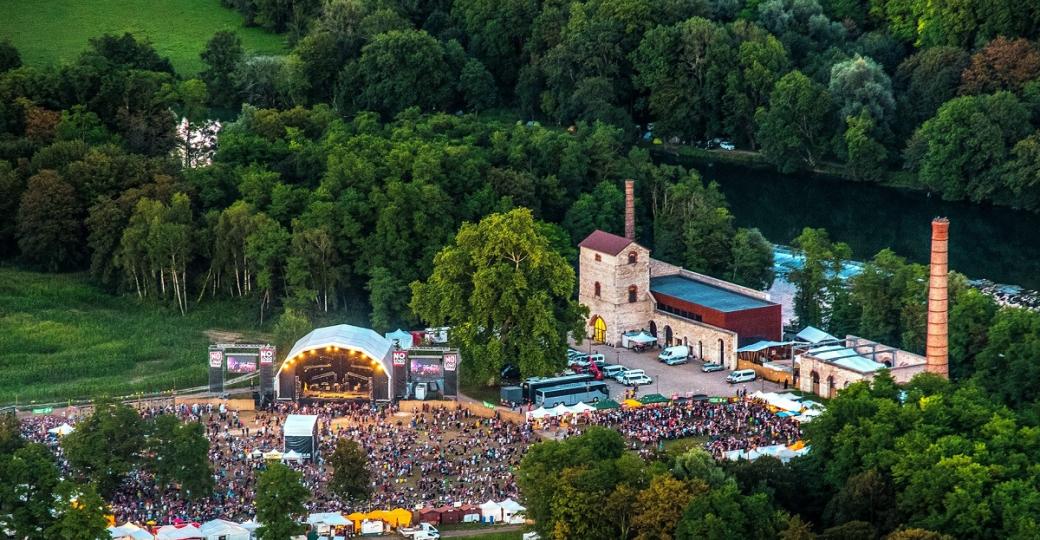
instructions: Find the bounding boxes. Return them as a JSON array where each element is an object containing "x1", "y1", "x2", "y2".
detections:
[
  {"x1": 208, "y1": 348, "x2": 224, "y2": 393},
  {"x1": 259, "y1": 346, "x2": 275, "y2": 401}
]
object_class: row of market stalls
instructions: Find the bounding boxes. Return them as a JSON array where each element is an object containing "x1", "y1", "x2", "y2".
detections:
[
  {"x1": 524, "y1": 393, "x2": 696, "y2": 421},
  {"x1": 749, "y1": 391, "x2": 825, "y2": 423},
  {"x1": 107, "y1": 501, "x2": 527, "y2": 540}
]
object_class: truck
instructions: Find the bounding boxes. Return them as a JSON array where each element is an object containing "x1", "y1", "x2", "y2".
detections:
[{"x1": 400, "y1": 522, "x2": 440, "y2": 539}]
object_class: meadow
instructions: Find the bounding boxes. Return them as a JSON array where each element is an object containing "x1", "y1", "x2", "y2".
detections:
[
  {"x1": 0, "y1": 0, "x2": 286, "y2": 75},
  {"x1": 0, "y1": 267, "x2": 270, "y2": 404}
]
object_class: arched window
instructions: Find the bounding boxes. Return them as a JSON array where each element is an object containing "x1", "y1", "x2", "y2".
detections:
[
  {"x1": 811, "y1": 371, "x2": 820, "y2": 395},
  {"x1": 664, "y1": 326, "x2": 673, "y2": 346},
  {"x1": 718, "y1": 338, "x2": 725, "y2": 363},
  {"x1": 592, "y1": 316, "x2": 607, "y2": 343},
  {"x1": 594, "y1": 282, "x2": 601, "y2": 297},
  {"x1": 628, "y1": 251, "x2": 638, "y2": 264},
  {"x1": 594, "y1": 254, "x2": 602, "y2": 262},
  {"x1": 628, "y1": 285, "x2": 637, "y2": 303}
]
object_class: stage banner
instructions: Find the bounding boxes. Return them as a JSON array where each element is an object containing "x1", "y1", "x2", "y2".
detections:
[
  {"x1": 443, "y1": 352, "x2": 458, "y2": 372},
  {"x1": 259, "y1": 346, "x2": 275, "y2": 365},
  {"x1": 209, "y1": 350, "x2": 223, "y2": 368},
  {"x1": 392, "y1": 350, "x2": 407, "y2": 366}
]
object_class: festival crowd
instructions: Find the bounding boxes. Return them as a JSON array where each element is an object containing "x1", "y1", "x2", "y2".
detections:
[{"x1": 17, "y1": 395, "x2": 800, "y2": 525}]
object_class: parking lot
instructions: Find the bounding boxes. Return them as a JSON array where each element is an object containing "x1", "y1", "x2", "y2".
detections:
[{"x1": 571, "y1": 341, "x2": 785, "y2": 400}]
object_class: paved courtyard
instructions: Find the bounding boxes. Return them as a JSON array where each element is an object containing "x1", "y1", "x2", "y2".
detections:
[{"x1": 572, "y1": 341, "x2": 785, "y2": 400}]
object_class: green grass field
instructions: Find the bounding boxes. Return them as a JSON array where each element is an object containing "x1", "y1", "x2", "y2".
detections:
[
  {"x1": 0, "y1": 0, "x2": 286, "y2": 75},
  {"x1": 0, "y1": 267, "x2": 271, "y2": 404}
]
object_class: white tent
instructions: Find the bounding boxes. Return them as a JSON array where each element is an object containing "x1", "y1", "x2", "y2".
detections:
[
  {"x1": 307, "y1": 513, "x2": 350, "y2": 527},
  {"x1": 570, "y1": 402, "x2": 596, "y2": 414},
  {"x1": 622, "y1": 331, "x2": 657, "y2": 349},
  {"x1": 199, "y1": 519, "x2": 249, "y2": 540},
  {"x1": 282, "y1": 450, "x2": 303, "y2": 462},
  {"x1": 526, "y1": 406, "x2": 553, "y2": 420},
  {"x1": 239, "y1": 519, "x2": 259, "y2": 533},
  {"x1": 283, "y1": 414, "x2": 318, "y2": 462},
  {"x1": 262, "y1": 450, "x2": 283, "y2": 460},
  {"x1": 48, "y1": 423, "x2": 75, "y2": 436},
  {"x1": 155, "y1": 525, "x2": 203, "y2": 540},
  {"x1": 498, "y1": 499, "x2": 526, "y2": 524},
  {"x1": 479, "y1": 500, "x2": 503, "y2": 523},
  {"x1": 751, "y1": 391, "x2": 804, "y2": 413},
  {"x1": 547, "y1": 403, "x2": 571, "y2": 416},
  {"x1": 109, "y1": 524, "x2": 154, "y2": 540}
]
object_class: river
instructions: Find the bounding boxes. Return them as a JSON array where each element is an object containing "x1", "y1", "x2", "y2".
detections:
[{"x1": 680, "y1": 161, "x2": 1040, "y2": 291}]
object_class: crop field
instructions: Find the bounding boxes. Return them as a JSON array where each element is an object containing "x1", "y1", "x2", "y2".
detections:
[
  {"x1": 0, "y1": 267, "x2": 270, "y2": 404},
  {"x1": 0, "y1": 0, "x2": 286, "y2": 75}
]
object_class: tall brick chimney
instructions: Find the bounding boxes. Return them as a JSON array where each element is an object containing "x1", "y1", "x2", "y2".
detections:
[
  {"x1": 624, "y1": 179, "x2": 635, "y2": 240},
  {"x1": 926, "y1": 218, "x2": 949, "y2": 378}
]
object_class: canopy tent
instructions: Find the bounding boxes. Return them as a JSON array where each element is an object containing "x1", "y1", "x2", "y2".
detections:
[
  {"x1": 570, "y1": 402, "x2": 596, "y2": 414},
  {"x1": 547, "y1": 403, "x2": 572, "y2": 416},
  {"x1": 498, "y1": 499, "x2": 526, "y2": 525},
  {"x1": 639, "y1": 393, "x2": 670, "y2": 405},
  {"x1": 390, "y1": 508, "x2": 413, "y2": 528},
  {"x1": 48, "y1": 423, "x2": 75, "y2": 436},
  {"x1": 723, "y1": 444, "x2": 810, "y2": 463},
  {"x1": 282, "y1": 450, "x2": 303, "y2": 462},
  {"x1": 479, "y1": 500, "x2": 503, "y2": 523},
  {"x1": 262, "y1": 450, "x2": 283, "y2": 461},
  {"x1": 238, "y1": 519, "x2": 259, "y2": 532},
  {"x1": 594, "y1": 399, "x2": 621, "y2": 410},
  {"x1": 384, "y1": 328, "x2": 414, "y2": 350},
  {"x1": 307, "y1": 512, "x2": 350, "y2": 527},
  {"x1": 737, "y1": 340, "x2": 793, "y2": 353},
  {"x1": 525, "y1": 406, "x2": 553, "y2": 420},
  {"x1": 109, "y1": 524, "x2": 154, "y2": 540},
  {"x1": 283, "y1": 414, "x2": 318, "y2": 463},
  {"x1": 750, "y1": 391, "x2": 804, "y2": 413},
  {"x1": 345, "y1": 512, "x2": 367, "y2": 531},
  {"x1": 622, "y1": 330, "x2": 658, "y2": 349},
  {"x1": 623, "y1": 399, "x2": 643, "y2": 408},
  {"x1": 155, "y1": 525, "x2": 203, "y2": 540},
  {"x1": 199, "y1": 519, "x2": 249, "y2": 540}
]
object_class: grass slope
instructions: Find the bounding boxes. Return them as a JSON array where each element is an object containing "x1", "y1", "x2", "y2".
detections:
[
  {"x1": 0, "y1": 0, "x2": 286, "y2": 75},
  {"x1": 0, "y1": 267, "x2": 270, "y2": 404}
]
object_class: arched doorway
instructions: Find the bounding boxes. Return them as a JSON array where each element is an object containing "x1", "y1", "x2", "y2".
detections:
[
  {"x1": 827, "y1": 376, "x2": 836, "y2": 398},
  {"x1": 698, "y1": 341, "x2": 703, "y2": 360},
  {"x1": 811, "y1": 371, "x2": 820, "y2": 395},
  {"x1": 664, "y1": 326, "x2": 673, "y2": 346},
  {"x1": 649, "y1": 321, "x2": 657, "y2": 337},
  {"x1": 593, "y1": 316, "x2": 606, "y2": 343},
  {"x1": 718, "y1": 338, "x2": 725, "y2": 363}
]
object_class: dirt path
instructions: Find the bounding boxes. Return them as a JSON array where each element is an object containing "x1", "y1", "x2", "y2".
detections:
[{"x1": 440, "y1": 524, "x2": 525, "y2": 537}]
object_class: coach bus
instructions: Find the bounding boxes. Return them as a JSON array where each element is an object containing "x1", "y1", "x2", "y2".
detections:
[
  {"x1": 522, "y1": 373, "x2": 595, "y2": 402},
  {"x1": 534, "y1": 381, "x2": 610, "y2": 407}
]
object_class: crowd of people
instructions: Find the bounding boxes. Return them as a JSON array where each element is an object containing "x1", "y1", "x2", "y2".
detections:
[
  {"x1": 538, "y1": 398, "x2": 803, "y2": 459},
  {"x1": 18, "y1": 400, "x2": 531, "y2": 525},
  {"x1": 16, "y1": 395, "x2": 801, "y2": 525}
]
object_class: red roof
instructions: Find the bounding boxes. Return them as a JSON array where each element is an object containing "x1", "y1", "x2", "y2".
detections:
[{"x1": 578, "y1": 230, "x2": 636, "y2": 256}]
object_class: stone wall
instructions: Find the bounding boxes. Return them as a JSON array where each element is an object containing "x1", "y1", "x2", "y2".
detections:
[
  {"x1": 649, "y1": 310, "x2": 738, "y2": 369},
  {"x1": 797, "y1": 356, "x2": 874, "y2": 398}
]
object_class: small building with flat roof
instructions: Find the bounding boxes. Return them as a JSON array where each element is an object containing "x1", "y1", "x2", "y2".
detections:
[{"x1": 795, "y1": 334, "x2": 927, "y2": 398}]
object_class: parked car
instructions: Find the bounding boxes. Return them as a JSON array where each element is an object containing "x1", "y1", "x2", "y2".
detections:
[
  {"x1": 664, "y1": 355, "x2": 689, "y2": 366},
  {"x1": 701, "y1": 362, "x2": 725, "y2": 373},
  {"x1": 719, "y1": 141, "x2": 735, "y2": 150},
  {"x1": 726, "y1": 369, "x2": 757, "y2": 384},
  {"x1": 658, "y1": 345, "x2": 690, "y2": 363},
  {"x1": 401, "y1": 523, "x2": 440, "y2": 540},
  {"x1": 623, "y1": 373, "x2": 653, "y2": 386}
]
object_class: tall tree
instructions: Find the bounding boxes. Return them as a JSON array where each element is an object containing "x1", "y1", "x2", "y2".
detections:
[
  {"x1": 200, "y1": 31, "x2": 244, "y2": 108},
  {"x1": 0, "y1": 443, "x2": 62, "y2": 537},
  {"x1": 829, "y1": 55, "x2": 895, "y2": 134},
  {"x1": 729, "y1": 227, "x2": 775, "y2": 290},
  {"x1": 410, "y1": 208, "x2": 587, "y2": 385},
  {"x1": 789, "y1": 227, "x2": 850, "y2": 329},
  {"x1": 44, "y1": 482, "x2": 108, "y2": 540},
  {"x1": 756, "y1": 70, "x2": 833, "y2": 172},
  {"x1": 62, "y1": 400, "x2": 145, "y2": 497},
  {"x1": 145, "y1": 415, "x2": 214, "y2": 500},
  {"x1": 328, "y1": 439, "x2": 371, "y2": 502},
  {"x1": 561, "y1": 180, "x2": 624, "y2": 245},
  {"x1": 960, "y1": 37, "x2": 1040, "y2": 96},
  {"x1": 16, "y1": 170, "x2": 84, "y2": 271},
  {"x1": 452, "y1": 0, "x2": 537, "y2": 91},
  {"x1": 893, "y1": 47, "x2": 970, "y2": 140},
  {"x1": 255, "y1": 463, "x2": 310, "y2": 540}
]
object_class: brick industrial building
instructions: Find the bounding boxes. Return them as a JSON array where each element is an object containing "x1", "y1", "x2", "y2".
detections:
[{"x1": 578, "y1": 181, "x2": 781, "y2": 369}]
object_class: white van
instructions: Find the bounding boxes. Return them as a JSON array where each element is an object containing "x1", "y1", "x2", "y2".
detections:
[
  {"x1": 617, "y1": 369, "x2": 645, "y2": 383},
  {"x1": 726, "y1": 369, "x2": 756, "y2": 384},
  {"x1": 658, "y1": 345, "x2": 689, "y2": 363}
]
